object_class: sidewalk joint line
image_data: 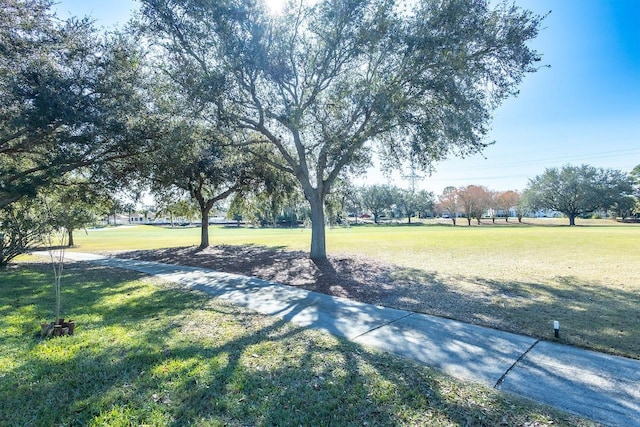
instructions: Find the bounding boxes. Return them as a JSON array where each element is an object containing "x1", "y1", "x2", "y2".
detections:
[
  {"x1": 350, "y1": 312, "x2": 415, "y2": 341},
  {"x1": 494, "y1": 339, "x2": 540, "y2": 389}
]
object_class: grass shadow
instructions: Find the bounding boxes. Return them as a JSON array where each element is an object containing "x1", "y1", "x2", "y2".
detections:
[
  {"x1": 0, "y1": 262, "x2": 592, "y2": 426},
  {"x1": 388, "y1": 267, "x2": 640, "y2": 359},
  {"x1": 114, "y1": 245, "x2": 639, "y2": 359}
]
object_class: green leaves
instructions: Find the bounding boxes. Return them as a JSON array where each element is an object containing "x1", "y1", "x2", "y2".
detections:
[
  {"x1": 524, "y1": 164, "x2": 635, "y2": 225},
  {"x1": 0, "y1": 199, "x2": 49, "y2": 268},
  {"x1": 1, "y1": 1, "x2": 159, "y2": 209},
  {"x1": 137, "y1": 0, "x2": 545, "y2": 258}
]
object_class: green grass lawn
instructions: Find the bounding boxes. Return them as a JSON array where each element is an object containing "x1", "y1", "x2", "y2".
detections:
[
  {"x1": 0, "y1": 262, "x2": 595, "y2": 426},
  {"x1": 65, "y1": 220, "x2": 640, "y2": 359}
]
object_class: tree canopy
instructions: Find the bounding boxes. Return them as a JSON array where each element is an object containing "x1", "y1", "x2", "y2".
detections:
[
  {"x1": 631, "y1": 165, "x2": 640, "y2": 197},
  {"x1": 437, "y1": 186, "x2": 460, "y2": 225},
  {"x1": 495, "y1": 190, "x2": 521, "y2": 222},
  {"x1": 147, "y1": 117, "x2": 262, "y2": 248},
  {"x1": 457, "y1": 185, "x2": 491, "y2": 225},
  {"x1": 0, "y1": 0, "x2": 159, "y2": 209},
  {"x1": 397, "y1": 189, "x2": 434, "y2": 224},
  {"x1": 360, "y1": 185, "x2": 394, "y2": 224},
  {"x1": 524, "y1": 164, "x2": 634, "y2": 225},
  {"x1": 139, "y1": 0, "x2": 545, "y2": 259}
]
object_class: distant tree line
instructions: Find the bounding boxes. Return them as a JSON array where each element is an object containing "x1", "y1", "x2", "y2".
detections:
[
  {"x1": 229, "y1": 183, "x2": 436, "y2": 227},
  {"x1": 434, "y1": 164, "x2": 638, "y2": 226},
  {"x1": 436, "y1": 185, "x2": 524, "y2": 226},
  {"x1": 154, "y1": 162, "x2": 639, "y2": 229}
]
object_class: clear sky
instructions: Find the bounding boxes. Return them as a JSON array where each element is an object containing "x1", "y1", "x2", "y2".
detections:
[{"x1": 53, "y1": 0, "x2": 640, "y2": 195}]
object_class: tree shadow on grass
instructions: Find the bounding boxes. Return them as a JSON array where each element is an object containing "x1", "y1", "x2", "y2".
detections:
[
  {"x1": 0, "y1": 262, "x2": 590, "y2": 426},
  {"x1": 473, "y1": 275, "x2": 640, "y2": 358},
  {"x1": 115, "y1": 245, "x2": 639, "y2": 359},
  {"x1": 388, "y1": 267, "x2": 640, "y2": 359}
]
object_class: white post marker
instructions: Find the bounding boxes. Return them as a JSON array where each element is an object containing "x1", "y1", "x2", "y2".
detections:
[{"x1": 553, "y1": 320, "x2": 560, "y2": 338}]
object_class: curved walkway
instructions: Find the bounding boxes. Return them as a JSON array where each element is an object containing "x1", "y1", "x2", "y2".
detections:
[{"x1": 62, "y1": 252, "x2": 640, "y2": 426}]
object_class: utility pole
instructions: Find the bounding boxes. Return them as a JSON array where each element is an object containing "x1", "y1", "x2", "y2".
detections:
[{"x1": 403, "y1": 159, "x2": 424, "y2": 194}]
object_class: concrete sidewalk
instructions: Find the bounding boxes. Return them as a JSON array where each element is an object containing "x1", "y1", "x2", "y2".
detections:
[{"x1": 62, "y1": 252, "x2": 640, "y2": 426}]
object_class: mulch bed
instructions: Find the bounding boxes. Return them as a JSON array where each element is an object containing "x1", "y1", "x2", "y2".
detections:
[
  {"x1": 114, "y1": 245, "x2": 398, "y2": 305},
  {"x1": 110, "y1": 245, "x2": 513, "y2": 334}
]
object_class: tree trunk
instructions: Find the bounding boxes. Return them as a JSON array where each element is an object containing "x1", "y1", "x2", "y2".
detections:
[
  {"x1": 568, "y1": 213, "x2": 576, "y2": 226},
  {"x1": 68, "y1": 229, "x2": 74, "y2": 247},
  {"x1": 200, "y1": 206, "x2": 211, "y2": 249},
  {"x1": 308, "y1": 193, "x2": 327, "y2": 260},
  {"x1": 467, "y1": 217, "x2": 472, "y2": 226},
  {"x1": 451, "y1": 217, "x2": 456, "y2": 226}
]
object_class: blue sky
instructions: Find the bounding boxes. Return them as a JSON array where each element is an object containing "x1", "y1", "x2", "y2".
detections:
[{"x1": 53, "y1": 0, "x2": 640, "y2": 195}]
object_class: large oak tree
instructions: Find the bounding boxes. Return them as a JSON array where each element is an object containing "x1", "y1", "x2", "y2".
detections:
[
  {"x1": 524, "y1": 164, "x2": 634, "y2": 225},
  {"x1": 140, "y1": 0, "x2": 545, "y2": 259},
  {"x1": 143, "y1": 70, "x2": 285, "y2": 249},
  {"x1": 147, "y1": 116, "x2": 264, "y2": 249},
  {"x1": 0, "y1": 0, "x2": 159, "y2": 209}
]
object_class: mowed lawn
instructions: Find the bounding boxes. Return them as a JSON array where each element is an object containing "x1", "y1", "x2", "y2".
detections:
[
  {"x1": 67, "y1": 220, "x2": 640, "y2": 358},
  {"x1": 0, "y1": 262, "x2": 594, "y2": 426}
]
